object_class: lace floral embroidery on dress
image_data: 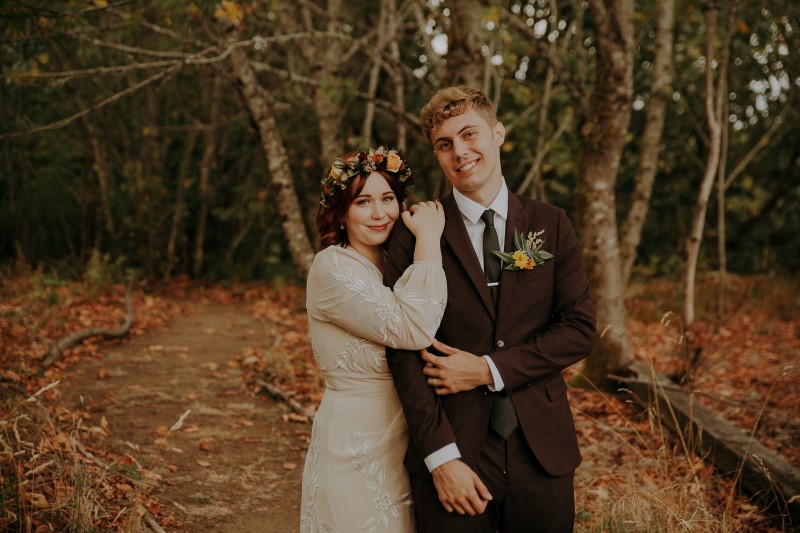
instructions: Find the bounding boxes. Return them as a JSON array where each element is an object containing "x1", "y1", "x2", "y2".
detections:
[
  {"x1": 348, "y1": 424, "x2": 412, "y2": 533},
  {"x1": 334, "y1": 336, "x2": 385, "y2": 373},
  {"x1": 328, "y1": 265, "x2": 402, "y2": 348},
  {"x1": 328, "y1": 262, "x2": 444, "y2": 350},
  {"x1": 301, "y1": 433, "x2": 338, "y2": 533}
]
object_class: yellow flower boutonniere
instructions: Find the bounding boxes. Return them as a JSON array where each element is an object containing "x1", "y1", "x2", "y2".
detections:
[{"x1": 494, "y1": 230, "x2": 553, "y2": 270}]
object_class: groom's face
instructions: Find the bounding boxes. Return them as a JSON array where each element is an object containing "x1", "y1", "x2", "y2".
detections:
[{"x1": 430, "y1": 108, "x2": 505, "y2": 205}]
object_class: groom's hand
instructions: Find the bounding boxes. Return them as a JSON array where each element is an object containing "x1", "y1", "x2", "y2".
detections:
[
  {"x1": 431, "y1": 459, "x2": 492, "y2": 515},
  {"x1": 422, "y1": 340, "x2": 493, "y2": 395}
]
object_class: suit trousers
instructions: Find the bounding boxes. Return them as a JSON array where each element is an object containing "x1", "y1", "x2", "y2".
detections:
[{"x1": 411, "y1": 427, "x2": 575, "y2": 533}]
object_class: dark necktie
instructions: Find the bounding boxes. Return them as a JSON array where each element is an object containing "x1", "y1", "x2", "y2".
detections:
[
  {"x1": 480, "y1": 209, "x2": 501, "y2": 305},
  {"x1": 480, "y1": 209, "x2": 518, "y2": 439}
]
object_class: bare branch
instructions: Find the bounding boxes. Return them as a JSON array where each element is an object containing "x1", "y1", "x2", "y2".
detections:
[
  {"x1": 502, "y1": 10, "x2": 587, "y2": 115},
  {"x1": 0, "y1": 65, "x2": 180, "y2": 140},
  {"x1": 724, "y1": 92, "x2": 795, "y2": 189}
]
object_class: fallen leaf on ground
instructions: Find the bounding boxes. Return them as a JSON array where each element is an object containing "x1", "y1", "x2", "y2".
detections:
[
  {"x1": 282, "y1": 462, "x2": 297, "y2": 470},
  {"x1": 282, "y1": 413, "x2": 309, "y2": 424}
]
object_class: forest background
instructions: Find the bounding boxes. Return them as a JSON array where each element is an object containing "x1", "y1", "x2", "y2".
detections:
[{"x1": 1, "y1": 0, "x2": 799, "y2": 531}]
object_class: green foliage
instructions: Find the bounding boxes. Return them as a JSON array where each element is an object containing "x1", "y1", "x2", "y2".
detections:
[
  {"x1": 84, "y1": 249, "x2": 130, "y2": 295},
  {"x1": 0, "y1": 0, "x2": 797, "y2": 281}
]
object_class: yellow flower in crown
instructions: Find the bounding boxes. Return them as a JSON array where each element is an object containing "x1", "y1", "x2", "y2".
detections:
[
  {"x1": 329, "y1": 165, "x2": 344, "y2": 181},
  {"x1": 385, "y1": 152, "x2": 403, "y2": 172}
]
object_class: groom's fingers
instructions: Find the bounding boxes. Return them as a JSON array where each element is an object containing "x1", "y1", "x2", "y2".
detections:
[{"x1": 431, "y1": 339, "x2": 457, "y2": 355}]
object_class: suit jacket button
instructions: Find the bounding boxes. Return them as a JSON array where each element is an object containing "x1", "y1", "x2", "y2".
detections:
[{"x1": 496, "y1": 340, "x2": 505, "y2": 348}]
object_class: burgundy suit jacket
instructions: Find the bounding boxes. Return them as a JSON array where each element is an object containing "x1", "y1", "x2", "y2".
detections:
[{"x1": 384, "y1": 192, "x2": 596, "y2": 478}]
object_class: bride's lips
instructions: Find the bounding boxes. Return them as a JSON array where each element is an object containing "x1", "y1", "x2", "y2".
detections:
[{"x1": 368, "y1": 224, "x2": 390, "y2": 231}]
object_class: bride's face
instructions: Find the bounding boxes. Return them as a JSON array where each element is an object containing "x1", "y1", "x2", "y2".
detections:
[{"x1": 344, "y1": 172, "x2": 400, "y2": 255}]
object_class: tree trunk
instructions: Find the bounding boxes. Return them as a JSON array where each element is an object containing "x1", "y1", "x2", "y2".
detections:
[
  {"x1": 313, "y1": 0, "x2": 346, "y2": 167},
  {"x1": 360, "y1": 0, "x2": 391, "y2": 147},
  {"x1": 82, "y1": 114, "x2": 116, "y2": 244},
  {"x1": 575, "y1": 0, "x2": 634, "y2": 384},
  {"x1": 387, "y1": 0, "x2": 407, "y2": 151},
  {"x1": 619, "y1": 0, "x2": 675, "y2": 286},
  {"x1": 717, "y1": 83, "x2": 729, "y2": 319},
  {"x1": 229, "y1": 42, "x2": 316, "y2": 279},
  {"x1": 193, "y1": 72, "x2": 222, "y2": 279},
  {"x1": 682, "y1": 2, "x2": 735, "y2": 326},
  {"x1": 445, "y1": 0, "x2": 484, "y2": 89},
  {"x1": 164, "y1": 129, "x2": 198, "y2": 282}
]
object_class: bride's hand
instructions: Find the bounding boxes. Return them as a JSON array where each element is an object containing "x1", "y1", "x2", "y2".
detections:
[{"x1": 402, "y1": 200, "x2": 444, "y2": 239}]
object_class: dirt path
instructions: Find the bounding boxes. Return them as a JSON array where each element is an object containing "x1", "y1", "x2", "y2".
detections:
[{"x1": 60, "y1": 300, "x2": 305, "y2": 532}]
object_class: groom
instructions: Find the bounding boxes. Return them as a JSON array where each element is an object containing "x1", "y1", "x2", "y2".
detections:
[{"x1": 384, "y1": 86, "x2": 596, "y2": 532}]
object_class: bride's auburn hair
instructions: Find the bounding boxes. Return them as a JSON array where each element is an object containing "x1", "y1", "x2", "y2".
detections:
[{"x1": 317, "y1": 163, "x2": 409, "y2": 251}]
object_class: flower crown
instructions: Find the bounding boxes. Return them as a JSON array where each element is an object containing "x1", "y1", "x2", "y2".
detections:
[{"x1": 320, "y1": 146, "x2": 413, "y2": 207}]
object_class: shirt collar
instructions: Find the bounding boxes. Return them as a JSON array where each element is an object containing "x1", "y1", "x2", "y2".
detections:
[{"x1": 452, "y1": 179, "x2": 509, "y2": 224}]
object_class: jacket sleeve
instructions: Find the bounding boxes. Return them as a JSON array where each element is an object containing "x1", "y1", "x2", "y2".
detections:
[{"x1": 384, "y1": 219, "x2": 458, "y2": 460}]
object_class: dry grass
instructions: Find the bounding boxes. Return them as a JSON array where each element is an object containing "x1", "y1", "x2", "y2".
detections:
[
  {"x1": 1, "y1": 391, "x2": 105, "y2": 531},
  {"x1": 571, "y1": 376, "x2": 786, "y2": 532}
]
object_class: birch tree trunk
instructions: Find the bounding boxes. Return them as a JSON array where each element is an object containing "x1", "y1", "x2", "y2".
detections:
[
  {"x1": 229, "y1": 43, "x2": 315, "y2": 278},
  {"x1": 575, "y1": 0, "x2": 634, "y2": 383},
  {"x1": 619, "y1": 0, "x2": 675, "y2": 286},
  {"x1": 682, "y1": 2, "x2": 735, "y2": 326}
]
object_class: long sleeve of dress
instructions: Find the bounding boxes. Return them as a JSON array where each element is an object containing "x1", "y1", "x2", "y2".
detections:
[{"x1": 306, "y1": 246, "x2": 447, "y2": 351}]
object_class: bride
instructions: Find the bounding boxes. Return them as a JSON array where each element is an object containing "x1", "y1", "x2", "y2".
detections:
[{"x1": 300, "y1": 147, "x2": 445, "y2": 533}]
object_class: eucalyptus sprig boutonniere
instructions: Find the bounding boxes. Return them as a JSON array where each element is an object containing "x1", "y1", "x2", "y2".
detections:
[{"x1": 493, "y1": 230, "x2": 553, "y2": 270}]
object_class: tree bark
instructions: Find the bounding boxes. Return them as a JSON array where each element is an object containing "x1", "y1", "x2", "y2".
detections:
[
  {"x1": 310, "y1": 0, "x2": 346, "y2": 167},
  {"x1": 619, "y1": 0, "x2": 675, "y2": 286},
  {"x1": 445, "y1": 0, "x2": 485, "y2": 89},
  {"x1": 229, "y1": 41, "x2": 316, "y2": 279},
  {"x1": 575, "y1": 0, "x2": 634, "y2": 383}
]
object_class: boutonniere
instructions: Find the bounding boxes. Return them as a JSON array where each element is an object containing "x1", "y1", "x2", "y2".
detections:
[{"x1": 493, "y1": 230, "x2": 553, "y2": 270}]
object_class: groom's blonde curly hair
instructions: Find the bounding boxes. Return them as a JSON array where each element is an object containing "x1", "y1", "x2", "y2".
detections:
[{"x1": 420, "y1": 86, "x2": 498, "y2": 142}]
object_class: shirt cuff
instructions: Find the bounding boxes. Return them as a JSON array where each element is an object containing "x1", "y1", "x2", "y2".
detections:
[
  {"x1": 424, "y1": 443, "x2": 461, "y2": 472},
  {"x1": 483, "y1": 355, "x2": 505, "y2": 391}
]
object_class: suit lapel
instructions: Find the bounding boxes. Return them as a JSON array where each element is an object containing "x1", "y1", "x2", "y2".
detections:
[
  {"x1": 441, "y1": 195, "x2": 496, "y2": 319},
  {"x1": 498, "y1": 193, "x2": 526, "y2": 310}
]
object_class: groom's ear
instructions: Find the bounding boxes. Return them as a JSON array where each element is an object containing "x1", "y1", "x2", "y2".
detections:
[{"x1": 493, "y1": 121, "x2": 506, "y2": 147}]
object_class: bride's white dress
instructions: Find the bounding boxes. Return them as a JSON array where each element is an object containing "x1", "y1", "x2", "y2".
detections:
[{"x1": 300, "y1": 245, "x2": 446, "y2": 533}]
